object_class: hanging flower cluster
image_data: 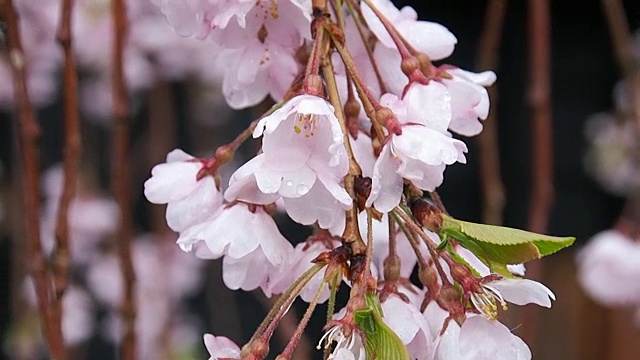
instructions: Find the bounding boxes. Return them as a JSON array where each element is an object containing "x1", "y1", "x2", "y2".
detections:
[
  {"x1": 577, "y1": 30, "x2": 640, "y2": 323},
  {"x1": 143, "y1": 0, "x2": 575, "y2": 359}
]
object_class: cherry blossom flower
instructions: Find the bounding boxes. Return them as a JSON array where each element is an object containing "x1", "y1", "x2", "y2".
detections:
[
  {"x1": 440, "y1": 68, "x2": 496, "y2": 136},
  {"x1": 225, "y1": 95, "x2": 352, "y2": 229},
  {"x1": 366, "y1": 94, "x2": 467, "y2": 213},
  {"x1": 177, "y1": 203, "x2": 293, "y2": 292},
  {"x1": 577, "y1": 230, "x2": 640, "y2": 305},
  {"x1": 319, "y1": 322, "x2": 364, "y2": 360},
  {"x1": 206, "y1": 0, "x2": 311, "y2": 108},
  {"x1": 584, "y1": 113, "x2": 640, "y2": 196},
  {"x1": 144, "y1": 149, "x2": 224, "y2": 233},
  {"x1": 362, "y1": 0, "x2": 457, "y2": 61},
  {"x1": 434, "y1": 315, "x2": 531, "y2": 360},
  {"x1": 204, "y1": 334, "x2": 241, "y2": 360},
  {"x1": 455, "y1": 246, "x2": 555, "y2": 319}
]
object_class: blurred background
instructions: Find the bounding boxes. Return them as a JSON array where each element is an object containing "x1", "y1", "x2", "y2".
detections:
[{"x1": 1, "y1": 0, "x2": 640, "y2": 359}]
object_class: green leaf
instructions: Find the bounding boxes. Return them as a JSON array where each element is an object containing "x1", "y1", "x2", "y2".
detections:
[
  {"x1": 441, "y1": 215, "x2": 575, "y2": 268},
  {"x1": 354, "y1": 294, "x2": 410, "y2": 360}
]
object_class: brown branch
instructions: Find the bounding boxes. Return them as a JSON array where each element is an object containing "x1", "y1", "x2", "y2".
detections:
[
  {"x1": 110, "y1": 0, "x2": 137, "y2": 358},
  {"x1": 52, "y1": 0, "x2": 81, "y2": 304},
  {"x1": 522, "y1": 0, "x2": 554, "y2": 348},
  {"x1": 475, "y1": 0, "x2": 507, "y2": 225},
  {"x1": 147, "y1": 81, "x2": 175, "y2": 235},
  {"x1": 2, "y1": 0, "x2": 66, "y2": 358},
  {"x1": 527, "y1": 0, "x2": 554, "y2": 235}
]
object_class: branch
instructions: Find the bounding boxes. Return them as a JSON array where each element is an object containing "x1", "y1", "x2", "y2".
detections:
[
  {"x1": 522, "y1": 0, "x2": 553, "y2": 347},
  {"x1": 475, "y1": 0, "x2": 507, "y2": 225},
  {"x1": 527, "y1": 0, "x2": 554, "y2": 235},
  {"x1": 53, "y1": 0, "x2": 81, "y2": 304},
  {"x1": 110, "y1": 0, "x2": 137, "y2": 358},
  {"x1": 2, "y1": 0, "x2": 66, "y2": 358}
]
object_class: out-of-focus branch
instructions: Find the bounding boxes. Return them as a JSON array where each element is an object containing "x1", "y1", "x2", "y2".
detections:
[
  {"x1": 53, "y1": 0, "x2": 81, "y2": 304},
  {"x1": 110, "y1": 0, "x2": 137, "y2": 358},
  {"x1": 601, "y1": 0, "x2": 640, "y2": 238},
  {"x1": 2, "y1": 0, "x2": 66, "y2": 358},
  {"x1": 476, "y1": 0, "x2": 507, "y2": 225},
  {"x1": 147, "y1": 81, "x2": 175, "y2": 235},
  {"x1": 527, "y1": 0, "x2": 554, "y2": 235},
  {"x1": 522, "y1": 0, "x2": 554, "y2": 347}
]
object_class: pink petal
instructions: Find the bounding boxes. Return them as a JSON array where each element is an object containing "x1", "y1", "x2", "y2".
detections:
[{"x1": 366, "y1": 145, "x2": 403, "y2": 212}]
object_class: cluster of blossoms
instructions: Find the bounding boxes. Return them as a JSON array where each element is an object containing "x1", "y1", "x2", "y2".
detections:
[
  {"x1": 577, "y1": 31, "x2": 640, "y2": 321},
  {"x1": 143, "y1": 0, "x2": 574, "y2": 359},
  {"x1": 6, "y1": 166, "x2": 206, "y2": 359},
  {"x1": 1, "y1": 0, "x2": 223, "y2": 121}
]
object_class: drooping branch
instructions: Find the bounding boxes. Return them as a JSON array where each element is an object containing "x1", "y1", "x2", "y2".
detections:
[
  {"x1": 475, "y1": 0, "x2": 507, "y2": 225},
  {"x1": 110, "y1": 0, "x2": 137, "y2": 358},
  {"x1": 527, "y1": 0, "x2": 554, "y2": 235},
  {"x1": 53, "y1": 0, "x2": 81, "y2": 304},
  {"x1": 2, "y1": 0, "x2": 66, "y2": 358},
  {"x1": 522, "y1": 0, "x2": 553, "y2": 347}
]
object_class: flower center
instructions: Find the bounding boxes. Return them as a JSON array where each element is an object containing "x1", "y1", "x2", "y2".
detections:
[
  {"x1": 317, "y1": 325, "x2": 355, "y2": 356},
  {"x1": 294, "y1": 114, "x2": 319, "y2": 138},
  {"x1": 470, "y1": 284, "x2": 507, "y2": 320}
]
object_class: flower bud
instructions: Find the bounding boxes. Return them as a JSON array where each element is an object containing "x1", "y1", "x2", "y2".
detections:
[
  {"x1": 375, "y1": 107, "x2": 402, "y2": 135},
  {"x1": 383, "y1": 253, "x2": 401, "y2": 283},
  {"x1": 304, "y1": 74, "x2": 324, "y2": 96},
  {"x1": 408, "y1": 197, "x2": 443, "y2": 232},
  {"x1": 354, "y1": 176, "x2": 372, "y2": 210},
  {"x1": 401, "y1": 56, "x2": 420, "y2": 77}
]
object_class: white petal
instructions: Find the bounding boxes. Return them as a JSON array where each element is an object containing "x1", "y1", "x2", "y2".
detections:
[
  {"x1": 222, "y1": 250, "x2": 269, "y2": 291},
  {"x1": 489, "y1": 278, "x2": 555, "y2": 308},
  {"x1": 283, "y1": 179, "x2": 349, "y2": 229},
  {"x1": 404, "y1": 82, "x2": 452, "y2": 133},
  {"x1": 144, "y1": 162, "x2": 201, "y2": 204},
  {"x1": 366, "y1": 145, "x2": 403, "y2": 212},
  {"x1": 165, "y1": 148, "x2": 194, "y2": 162},
  {"x1": 203, "y1": 334, "x2": 241, "y2": 359},
  {"x1": 166, "y1": 177, "x2": 223, "y2": 232},
  {"x1": 458, "y1": 316, "x2": 531, "y2": 360},
  {"x1": 397, "y1": 20, "x2": 457, "y2": 61}
]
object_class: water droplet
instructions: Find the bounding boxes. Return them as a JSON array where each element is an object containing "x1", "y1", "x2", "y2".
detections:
[
  {"x1": 285, "y1": 180, "x2": 294, "y2": 187},
  {"x1": 297, "y1": 184, "x2": 309, "y2": 195}
]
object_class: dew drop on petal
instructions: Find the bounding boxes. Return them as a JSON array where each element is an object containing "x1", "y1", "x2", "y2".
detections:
[{"x1": 297, "y1": 184, "x2": 309, "y2": 195}]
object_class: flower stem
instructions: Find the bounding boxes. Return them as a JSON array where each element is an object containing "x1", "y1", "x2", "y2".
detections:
[
  {"x1": 279, "y1": 278, "x2": 329, "y2": 358},
  {"x1": 344, "y1": 0, "x2": 388, "y2": 94},
  {"x1": 323, "y1": 275, "x2": 340, "y2": 359},
  {"x1": 252, "y1": 264, "x2": 324, "y2": 343},
  {"x1": 392, "y1": 208, "x2": 450, "y2": 282},
  {"x1": 360, "y1": 0, "x2": 412, "y2": 60},
  {"x1": 320, "y1": 33, "x2": 367, "y2": 255}
]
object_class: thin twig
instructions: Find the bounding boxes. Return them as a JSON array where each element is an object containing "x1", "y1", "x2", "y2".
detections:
[
  {"x1": 53, "y1": 0, "x2": 81, "y2": 303},
  {"x1": 110, "y1": 0, "x2": 136, "y2": 357},
  {"x1": 522, "y1": 0, "x2": 553, "y2": 347},
  {"x1": 476, "y1": 0, "x2": 507, "y2": 225},
  {"x1": 3, "y1": 0, "x2": 66, "y2": 358}
]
